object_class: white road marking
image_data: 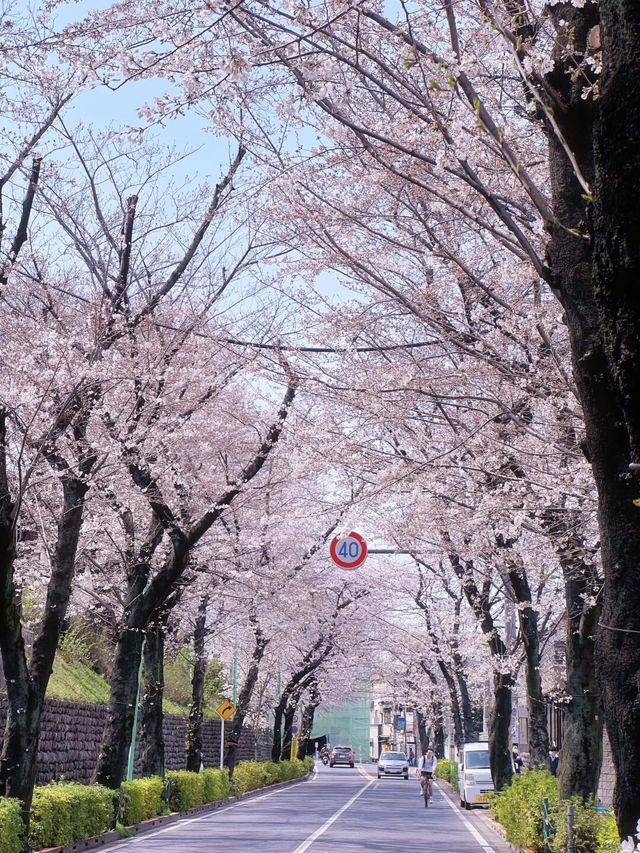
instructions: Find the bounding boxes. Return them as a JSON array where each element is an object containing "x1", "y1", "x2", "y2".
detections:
[
  {"x1": 114, "y1": 780, "x2": 307, "y2": 847},
  {"x1": 439, "y1": 786, "x2": 498, "y2": 852},
  {"x1": 291, "y1": 779, "x2": 375, "y2": 853}
]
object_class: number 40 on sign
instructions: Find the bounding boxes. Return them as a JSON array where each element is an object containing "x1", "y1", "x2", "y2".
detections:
[{"x1": 329, "y1": 531, "x2": 368, "y2": 569}]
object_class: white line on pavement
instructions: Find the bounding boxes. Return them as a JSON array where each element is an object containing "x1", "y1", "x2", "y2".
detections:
[
  {"x1": 291, "y1": 779, "x2": 375, "y2": 853},
  {"x1": 113, "y1": 781, "x2": 307, "y2": 847},
  {"x1": 439, "y1": 787, "x2": 498, "y2": 853}
]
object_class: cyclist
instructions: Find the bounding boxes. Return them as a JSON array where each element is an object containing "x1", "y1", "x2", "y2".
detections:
[{"x1": 419, "y1": 748, "x2": 437, "y2": 805}]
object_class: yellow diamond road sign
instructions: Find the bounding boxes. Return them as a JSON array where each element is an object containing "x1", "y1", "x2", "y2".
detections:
[{"x1": 216, "y1": 699, "x2": 235, "y2": 720}]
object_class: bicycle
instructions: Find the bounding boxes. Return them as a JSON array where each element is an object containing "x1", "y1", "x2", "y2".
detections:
[{"x1": 420, "y1": 773, "x2": 434, "y2": 808}]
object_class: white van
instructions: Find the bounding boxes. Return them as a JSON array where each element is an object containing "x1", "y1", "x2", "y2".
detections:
[{"x1": 458, "y1": 742, "x2": 494, "y2": 809}]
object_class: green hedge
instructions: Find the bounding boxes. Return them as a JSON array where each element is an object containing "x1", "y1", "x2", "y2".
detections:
[
  {"x1": 2, "y1": 758, "x2": 311, "y2": 851},
  {"x1": 120, "y1": 777, "x2": 165, "y2": 825},
  {"x1": 0, "y1": 798, "x2": 24, "y2": 853},
  {"x1": 29, "y1": 782, "x2": 115, "y2": 851},
  {"x1": 202, "y1": 768, "x2": 232, "y2": 803},
  {"x1": 167, "y1": 771, "x2": 206, "y2": 811},
  {"x1": 489, "y1": 770, "x2": 620, "y2": 853},
  {"x1": 435, "y1": 759, "x2": 458, "y2": 790}
]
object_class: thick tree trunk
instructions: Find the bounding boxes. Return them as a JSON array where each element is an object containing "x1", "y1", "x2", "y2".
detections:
[
  {"x1": 431, "y1": 700, "x2": 445, "y2": 759},
  {"x1": 94, "y1": 619, "x2": 145, "y2": 788},
  {"x1": 489, "y1": 674, "x2": 514, "y2": 791},
  {"x1": 590, "y1": 0, "x2": 640, "y2": 837},
  {"x1": 542, "y1": 509, "x2": 603, "y2": 799},
  {"x1": 297, "y1": 684, "x2": 319, "y2": 761},
  {"x1": 226, "y1": 624, "x2": 268, "y2": 777},
  {"x1": 448, "y1": 548, "x2": 513, "y2": 789},
  {"x1": 0, "y1": 466, "x2": 89, "y2": 842},
  {"x1": 140, "y1": 624, "x2": 165, "y2": 778},
  {"x1": 271, "y1": 696, "x2": 286, "y2": 762},
  {"x1": 186, "y1": 596, "x2": 208, "y2": 773},
  {"x1": 505, "y1": 561, "x2": 549, "y2": 770},
  {"x1": 415, "y1": 709, "x2": 428, "y2": 755},
  {"x1": 280, "y1": 701, "x2": 296, "y2": 761}
]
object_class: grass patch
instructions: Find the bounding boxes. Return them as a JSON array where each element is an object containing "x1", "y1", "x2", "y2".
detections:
[{"x1": 47, "y1": 657, "x2": 111, "y2": 704}]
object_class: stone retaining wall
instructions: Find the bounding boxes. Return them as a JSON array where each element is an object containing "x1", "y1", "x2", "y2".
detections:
[{"x1": 0, "y1": 695, "x2": 269, "y2": 785}]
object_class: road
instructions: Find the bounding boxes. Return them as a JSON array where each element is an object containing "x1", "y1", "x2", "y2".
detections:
[{"x1": 110, "y1": 763, "x2": 513, "y2": 852}]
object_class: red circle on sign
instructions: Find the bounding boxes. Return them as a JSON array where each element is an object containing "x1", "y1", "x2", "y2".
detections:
[{"x1": 330, "y1": 531, "x2": 368, "y2": 569}]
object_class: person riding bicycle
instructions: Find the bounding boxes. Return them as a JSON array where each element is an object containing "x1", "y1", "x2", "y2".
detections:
[{"x1": 419, "y1": 748, "x2": 438, "y2": 801}]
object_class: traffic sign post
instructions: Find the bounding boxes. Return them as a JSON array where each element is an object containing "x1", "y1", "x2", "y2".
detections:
[
  {"x1": 329, "y1": 531, "x2": 368, "y2": 569},
  {"x1": 216, "y1": 700, "x2": 236, "y2": 769}
]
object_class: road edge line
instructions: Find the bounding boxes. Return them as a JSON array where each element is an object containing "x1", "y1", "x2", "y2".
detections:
[{"x1": 438, "y1": 784, "x2": 498, "y2": 852}]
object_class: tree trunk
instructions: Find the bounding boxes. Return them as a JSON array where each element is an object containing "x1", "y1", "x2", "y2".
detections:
[
  {"x1": 186, "y1": 596, "x2": 208, "y2": 773},
  {"x1": 0, "y1": 465, "x2": 89, "y2": 841},
  {"x1": 94, "y1": 619, "x2": 145, "y2": 788},
  {"x1": 280, "y1": 701, "x2": 297, "y2": 761},
  {"x1": 542, "y1": 508, "x2": 603, "y2": 800},
  {"x1": 140, "y1": 623, "x2": 165, "y2": 778},
  {"x1": 448, "y1": 547, "x2": 513, "y2": 789},
  {"x1": 506, "y1": 560, "x2": 550, "y2": 770},
  {"x1": 271, "y1": 695, "x2": 286, "y2": 762},
  {"x1": 489, "y1": 674, "x2": 514, "y2": 791},
  {"x1": 416, "y1": 708, "x2": 428, "y2": 755},
  {"x1": 590, "y1": 0, "x2": 640, "y2": 836},
  {"x1": 226, "y1": 624, "x2": 268, "y2": 777},
  {"x1": 297, "y1": 684, "x2": 319, "y2": 761},
  {"x1": 431, "y1": 700, "x2": 445, "y2": 759}
]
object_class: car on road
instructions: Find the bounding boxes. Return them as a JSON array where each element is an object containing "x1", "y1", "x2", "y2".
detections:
[
  {"x1": 329, "y1": 745, "x2": 355, "y2": 767},
  {"x1": 458, "y1": 741, "x2": 494, "y2": 809},
  {"x1": 377, "y1": 751, "x2": 409, "y2": 779}
]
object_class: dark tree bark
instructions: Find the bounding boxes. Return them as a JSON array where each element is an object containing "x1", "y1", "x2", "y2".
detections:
[
  {"x1": 225, "y1": 621, "x2": 269, "y2": 777},
  {"x1": 280, "y1": 700, "x2": 297, "y2": 762},
  {"x1": 140, "y1": 623, "x2": 165, "y2": 778},
  {"x1": 431, "y1": 701, "x2": 446, "y2": 759},
  {"x1": 448, "y1": 548, "x2": 513, "y2": 790},
  {"x1": 415, "y1": 708, "x2": 428, "y2": 756},
  {"x1": 589, "y1": 0, "x2": 640, "y2": 836},
  {"x1": 95, "y1": 373, "x2": 297, "y2": 789},
  {"x1": 186, "y1": 595, "x2": 209, "y2": 773},
  {"x1": 0, "y1": 414, "x2": 93, "y2": 841},
  {"x1": 542, "y1": 508, "x2": 603, "y2": 800},
  {"x1": 497, "y1": 542, "x2": 550, "y2": 771},
  {"x1": 297, "y1": 681, "x2": 320, "y2": 761}
]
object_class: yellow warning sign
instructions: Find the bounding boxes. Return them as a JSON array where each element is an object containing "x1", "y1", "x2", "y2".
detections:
[{"x1": 216, "y1": 699, "x2": 236, "y2": 720}]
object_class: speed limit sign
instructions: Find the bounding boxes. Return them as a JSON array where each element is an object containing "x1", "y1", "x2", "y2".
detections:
[{"x1": 329, "y1": 531, "x2": 368, "y2": 569}]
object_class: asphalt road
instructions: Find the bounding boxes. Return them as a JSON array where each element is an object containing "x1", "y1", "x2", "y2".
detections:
[{"x1": 109, "y1": 763, "x2": 513, "y2": 852}]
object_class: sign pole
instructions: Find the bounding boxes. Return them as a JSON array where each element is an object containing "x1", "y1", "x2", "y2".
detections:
[{"x1": 220, "y1": 715, "x2": 224, "y2": 769}]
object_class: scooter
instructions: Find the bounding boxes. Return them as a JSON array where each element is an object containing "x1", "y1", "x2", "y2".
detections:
[{"x1": 321, "y1": 753, "x2": 330, "y2": 766}]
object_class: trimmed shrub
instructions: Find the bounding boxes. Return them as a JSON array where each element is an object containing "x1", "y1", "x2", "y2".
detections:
[
  {"x1": 29, "y1": 782, "x2": 114, "y2": 850},
  {"x1": 435, "y1": 759, "x2": 458, "y2": 790},
  {"x1": 596, "y1": 810, "x2": 620, "y2": 853},
  {"x1": 166, "y1": 771, "x2": 205, "y2": 812},
  {"x1": 303, "y1": 756, "x2": 315, "y2": 772},
  {"x1": 489, "y1": 769, "x2": 558, "y2": 852},
  {"x1": 201, "y1": 769, "x2": 232, "y2": 803},
  {"x1": 259, "y1": 762, "x2": 283, "y2": 786},
  {"x1": 0, "y1": 798, "x2": 24, "y2": 853},
  {"x1": 232, "y1": 761, "x2": 265, "y2": 795},
  {"x1": 279, "y1": 759, "x2": 304, "y2": 781},
  {"x1": 490, "y1": 771, "x2": 619, "y2": 853},
  {"x1": 120, "y1": 777, "x2": 164, "y2": 825}
]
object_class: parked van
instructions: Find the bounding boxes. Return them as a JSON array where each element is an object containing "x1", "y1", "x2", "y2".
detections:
[{"x1": 458, "y1": 742, "x2": 494, "y2": 809}]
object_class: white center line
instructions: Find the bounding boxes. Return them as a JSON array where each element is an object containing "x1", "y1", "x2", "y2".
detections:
[{"x1": 291, "y1": 779, "x2": 375, "y2": 853}]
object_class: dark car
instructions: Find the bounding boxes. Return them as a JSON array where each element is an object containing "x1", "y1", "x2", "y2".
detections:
[{"x1": 329, "y1": 745, "x2": 355, "y2": 767}]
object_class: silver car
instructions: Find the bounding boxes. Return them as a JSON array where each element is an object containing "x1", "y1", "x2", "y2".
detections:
[{"x1": 377, "y1": 751, "x2": 409, "y2": 779}]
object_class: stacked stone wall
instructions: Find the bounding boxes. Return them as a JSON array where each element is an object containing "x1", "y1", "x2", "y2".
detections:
[{"x1": 0, "y1": 695, "x2": 270, "y2": 785}]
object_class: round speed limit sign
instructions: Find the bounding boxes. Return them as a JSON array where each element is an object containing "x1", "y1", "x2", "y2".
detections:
[{"x1": 329, "y1": 531, "x2": 368, "y2": 570}]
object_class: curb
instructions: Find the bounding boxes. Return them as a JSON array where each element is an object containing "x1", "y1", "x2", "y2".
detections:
[{"x1": 38, "y1": 772, "x2": 313, "y2": 853}]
